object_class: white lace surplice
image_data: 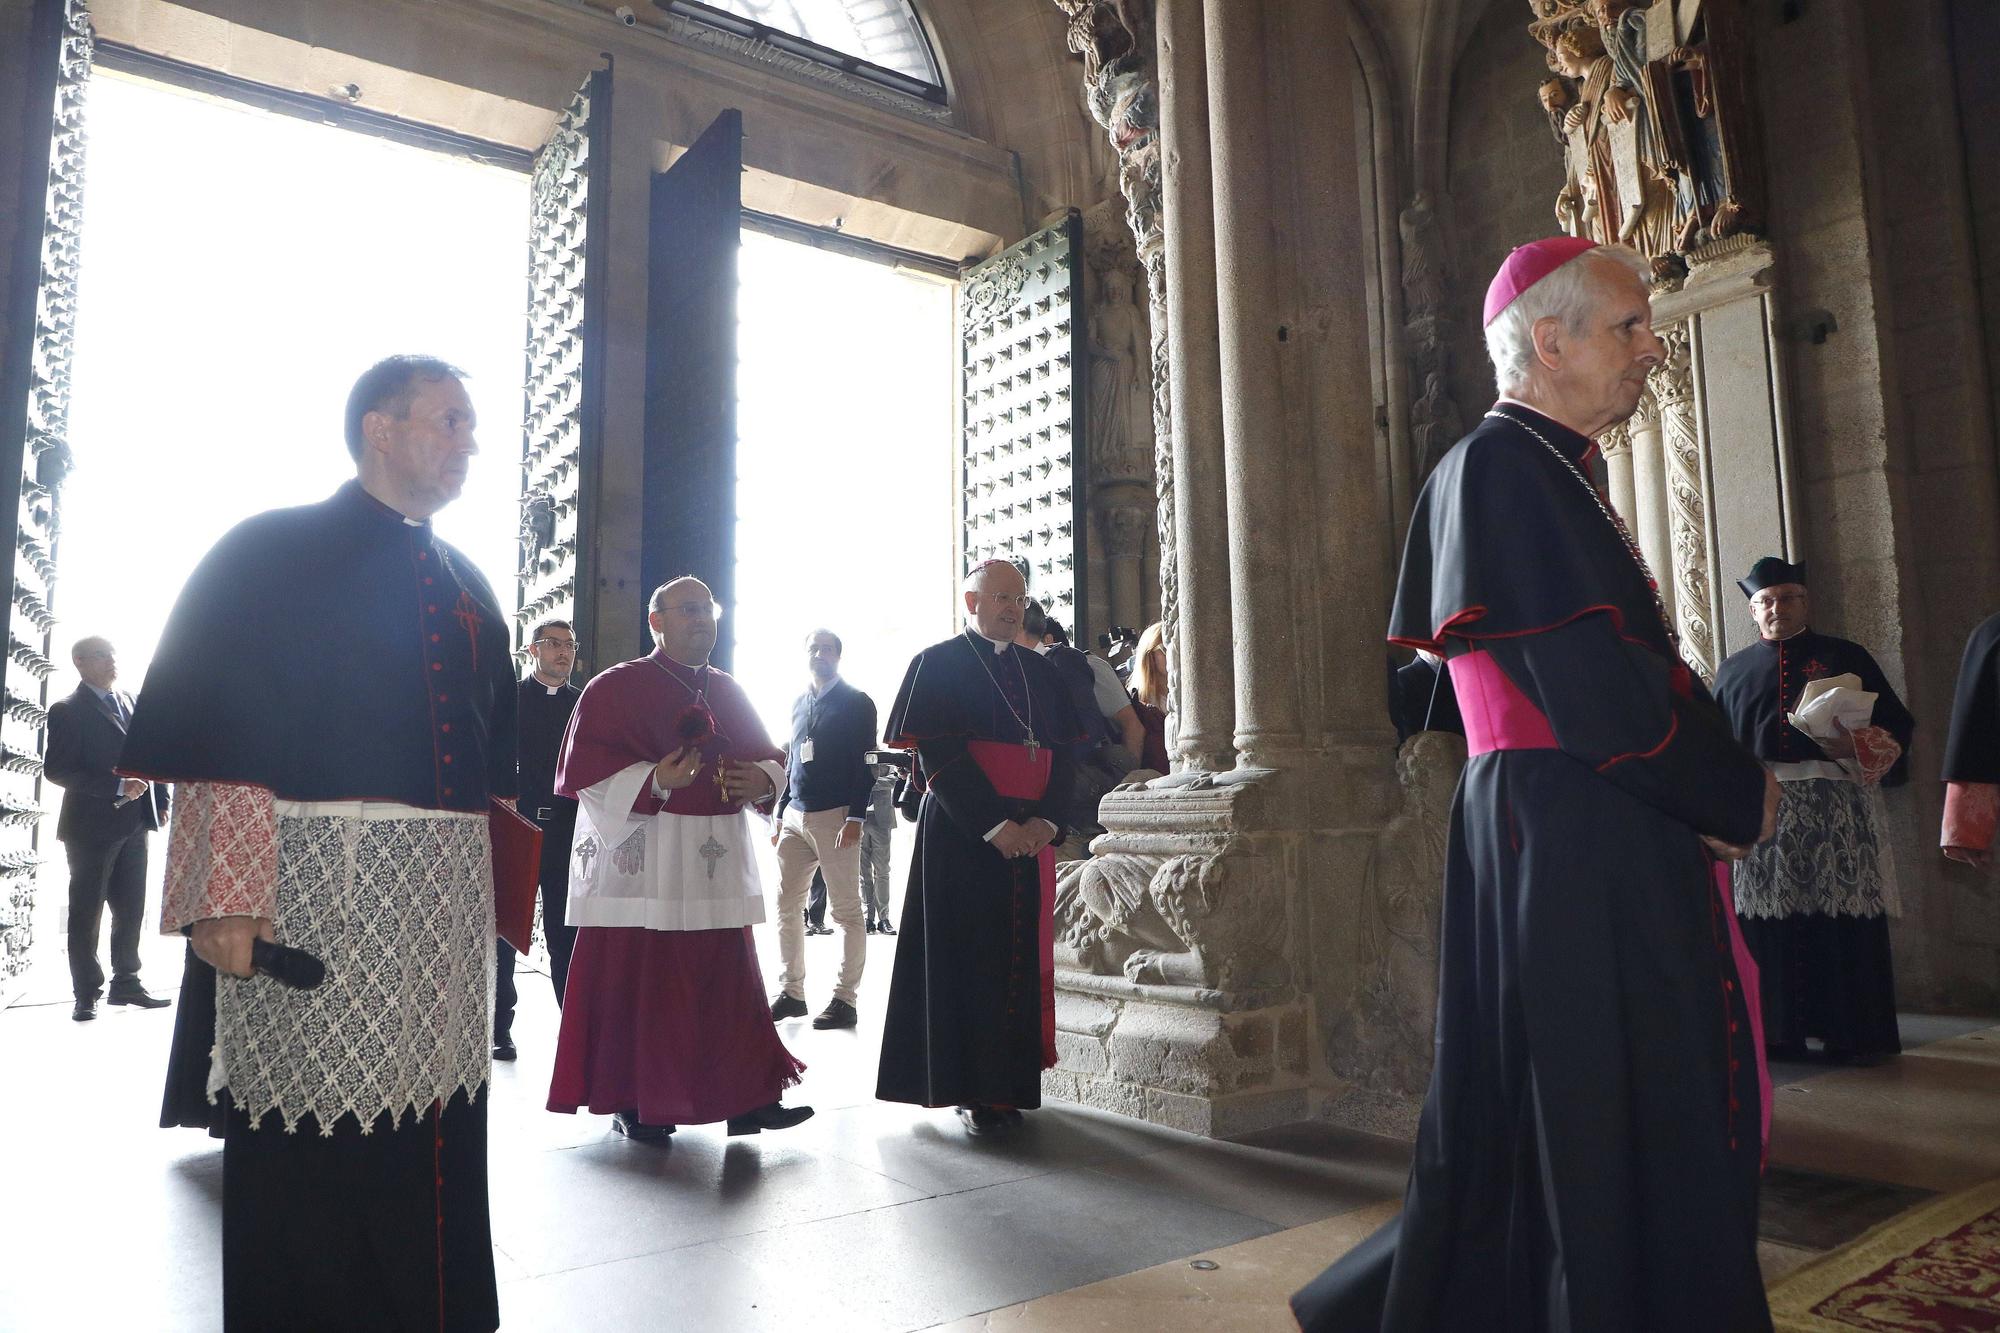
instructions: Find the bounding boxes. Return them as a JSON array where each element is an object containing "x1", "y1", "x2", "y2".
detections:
[
  {"x1": 209, "y1": 803, "x2": 493, "y2": 1135},
  {"x1": 1732, "y1": 776, "x2": 1901, "y2": 920},
  {"x1": 566, "y1": 762, "x2": 768, "y2": 932}
]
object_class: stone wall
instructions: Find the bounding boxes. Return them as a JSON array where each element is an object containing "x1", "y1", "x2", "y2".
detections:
[
  {"x1": 1757, "y1": 0, "x2": 2000, "y2": 1008},
  {"x1": 1958, "y1": 0, "x2": 2000, "y2": 482},
  {"x1": 1440, "y1": 0, "x2": 1565, "y2": 426}
]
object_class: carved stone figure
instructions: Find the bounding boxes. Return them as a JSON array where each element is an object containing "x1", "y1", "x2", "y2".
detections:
[
  {"x1": 1528, "y1": 0, "x2": 1766, "y2": 268},
  {"x1": 1327, "y1": 729, "x2": 1465, "y2": 1098},
  {"x1": 1088, "y1": 265, "x2": 1155, "y2": 484},
  {"x1": 1411, "y1": 371, "x2": 1467, "y2": 482},
  {"x1": 1056, "y1": 848, "x2": 1213, "y2": 988}
]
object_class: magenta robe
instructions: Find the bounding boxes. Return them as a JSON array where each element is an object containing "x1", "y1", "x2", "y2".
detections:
[{"x1": 546, "y1": 650, "x2": 802, "y2": 1124}]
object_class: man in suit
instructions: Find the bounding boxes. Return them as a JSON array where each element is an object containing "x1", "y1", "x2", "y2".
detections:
[
  {"x1": 44, "y1": 636, "x2": 170, "y2": 1020},
  {"x1": 492, "y1": 617, "x2": 583, "y2": 1061},
  {"x1": 769, "y1": 629, "x2": 877, "y2": 1030}
]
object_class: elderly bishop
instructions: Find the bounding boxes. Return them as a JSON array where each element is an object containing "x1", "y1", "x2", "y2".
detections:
[{"x1": 547, "y1": 578, "x2": 812, "y2": 1139}]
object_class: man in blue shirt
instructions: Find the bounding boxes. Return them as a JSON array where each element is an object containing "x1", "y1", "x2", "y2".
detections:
[{"x1": 770, "y1": 630, "x2": 877, "y2": 1030}]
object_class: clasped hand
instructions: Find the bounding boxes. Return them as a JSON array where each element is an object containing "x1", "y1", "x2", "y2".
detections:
[
  {"x1": 653, "y1": 748, "x2": 771, "y2": 804},
  {"x1": 191, "y1": 914, "x2": 274, "y2": 978},
  {"x1": 991, "y1": 818, "x2": 1055, "y2": 859}
]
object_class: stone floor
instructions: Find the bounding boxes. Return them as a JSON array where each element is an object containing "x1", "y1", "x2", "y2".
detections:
[{"x1": 0, "y1": 918, "x2": 1994, "y2": 1331}]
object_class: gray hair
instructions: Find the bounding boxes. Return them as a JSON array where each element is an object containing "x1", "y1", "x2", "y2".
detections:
[{"x1": 1484, "y1": 245, "x2": 1651, "y2": 396}]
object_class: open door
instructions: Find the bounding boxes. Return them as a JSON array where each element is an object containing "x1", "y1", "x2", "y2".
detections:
[
  {"x1": 957, "y1": 211, "x2": 1088, "y2": 639},
  {"x1": 0, "y1": 0, "x2": 92, "y2": 989},
  {"x1": 518, "y1": 65, "x2": 612, "y2": 678},
  {"x1": 642, "y1": 110, "x2": 743, "y2": 669}
]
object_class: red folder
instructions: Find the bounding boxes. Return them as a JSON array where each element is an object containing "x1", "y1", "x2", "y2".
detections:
[{"x1": 490, "y1": 799, "x2": 545, "y2": 954}]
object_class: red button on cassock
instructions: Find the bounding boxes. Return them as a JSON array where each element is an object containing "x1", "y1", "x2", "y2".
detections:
[{"x1": 432, "y1": 663, "x2": 442, "y2": 672}]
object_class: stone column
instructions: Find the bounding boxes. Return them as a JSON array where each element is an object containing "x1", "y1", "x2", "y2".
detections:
[
  {"x1": 1601, "y1": 423, "x2": 1638, "y2": 530},
  {"x1": 1204, "y1": 0, "x2": 1304, "y2": 766},
  {"x1": 1156, "y1": 0, "x2": 1235, "y2": 771},
  {"x1": 1098, "y1": 492, "x2": 1152, "y2": 635},
  {"x1": 1627, "y1": 402, "x2": 1678, "y2": 629}
]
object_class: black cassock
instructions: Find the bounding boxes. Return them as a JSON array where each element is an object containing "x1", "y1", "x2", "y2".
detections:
[
  {"x1": 1945, "y1": 612, "x2": 2000, "y2": 785},
  {"x1": 1713, "y1": 630, "x2": 1915, "y2": 1057},
  {"x1": 876, "y1": 631, "x2": 1081, "y2": 1111},
  {"x1": 1293, "y1": 406, "x2": 1772, "y2": 1332},
  {"x1": 124, "y1": 480, "x2": 515, "y2": 1333}
]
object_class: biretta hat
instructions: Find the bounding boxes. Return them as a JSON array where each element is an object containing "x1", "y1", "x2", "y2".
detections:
[
  {"x1": 1483, "y1": 236, "x2": 1600, "y2": 327},
  {"x1": 1738, "y1": 555, "x2": 1807, "y2": 598}
]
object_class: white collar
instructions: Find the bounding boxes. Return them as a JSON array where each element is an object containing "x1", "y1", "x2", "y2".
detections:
[{"x1": 809, "y1": 674, "x2": 841, "y2": 697}]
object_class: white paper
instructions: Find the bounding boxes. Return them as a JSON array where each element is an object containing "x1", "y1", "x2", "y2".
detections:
[{"x1": 1786, "y1": 674, "x2": 1877, "y2": 742}]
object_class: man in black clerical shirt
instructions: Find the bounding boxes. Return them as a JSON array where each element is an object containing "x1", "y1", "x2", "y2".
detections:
[
  {"x1": 492, "y1": 618, "x2": 582, "y2": 1060},
  {"x1": 770, "y1": 629, "x2": 877, "y2": 1030}
]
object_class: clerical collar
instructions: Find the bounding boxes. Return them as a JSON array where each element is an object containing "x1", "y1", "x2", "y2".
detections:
[
  {"x1": 965, "y1": 628, "x2": 1012, "y2": 655},
  {"x1": 1490, "y1": 398, "x2": 1597, "y2": 466},
  {"x1": 340, "y1": 479, "x2": 433, "y2": 532},
  {"x1": 1761, "y1": 625, "x2": 1811, "y2": 644},
  {"x1": 528, "y1": 673, "x2": 568, "y2": 694}
]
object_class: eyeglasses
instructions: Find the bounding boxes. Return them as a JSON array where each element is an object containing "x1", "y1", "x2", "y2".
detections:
[
  {"x1": 1750, "y1": 593, "x2": 1806, "y2": 609},
  {"x1": 979, "y1": 593, "x2": 1030, "y2": 609},
  {"x1": 660, "y1": 601, "x2": 723, "y2": 621},
  {"x1": 533, "y1": 638, "x2": 577, "y2": 650}
]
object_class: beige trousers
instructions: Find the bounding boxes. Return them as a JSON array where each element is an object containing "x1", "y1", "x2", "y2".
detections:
[{"x1": 774, "y1": 805, "x2": 866, "y2": 1005}]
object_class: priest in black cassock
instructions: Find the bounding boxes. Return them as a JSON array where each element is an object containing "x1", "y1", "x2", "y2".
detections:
[
  {"x1": 1942, "y1": 611, "x2": 2000, "y2": 867},
  {"x1": 492, "y1": 615, "x2": 583, "y2": 1061},
  {"x1": 1713, "y1": 558, "x2": 1914, "y2": 1061},
  {"x1": 1292, "y1": 238, "x2": 1778, "y2": 1333},
  {"x1": 122, "y1": 356, "x2": 516, "y2": 1332},
  {"x1": 875, "y1": 558, "x2": 1083, "y2": 1135}
]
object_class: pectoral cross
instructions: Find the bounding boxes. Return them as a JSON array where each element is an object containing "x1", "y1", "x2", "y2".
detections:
[
  {"x1": 699, "y1": 835, "x2": 727, "y2": 881},
  {"x1": 1025, "y1": 738, "x2": 1039, "y2": 762}
]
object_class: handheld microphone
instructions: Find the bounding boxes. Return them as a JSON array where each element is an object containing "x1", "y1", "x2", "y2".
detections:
[{"x1": 251, "y1": 938, "x2": 328, "y2": 990}]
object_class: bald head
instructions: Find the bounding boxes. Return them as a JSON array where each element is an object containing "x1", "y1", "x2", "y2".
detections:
[
  {"x1": 72, "y1": 636, "x2": 117, "y2": 691},
  {"x1": 963, "y1": 561, "x2": 1028, "y2": 643},
  {"x1": 648, "y1": 577, "x2": 719, "y2": 667}
]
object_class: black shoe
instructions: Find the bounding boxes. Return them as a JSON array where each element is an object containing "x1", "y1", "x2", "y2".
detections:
[
  {"x1": 611, "y1": 1111, "x2": 675, "y2": 1141},
  {"x1": 955, "y1": 1104, "x2": 1007, "y2": 1135},
  {"x1": 877, "y1": 921, "x2": 896, "y2": 936},
  {"x1": 492, "y1": 1037, "x2": 517, "y2": 1062},
  {"x1": 769, "y1": 992, "x2": 808, "y2": 1021},
  {"x1": 72, "y1": 995, "x2": 98, "y2": 1022},
  {"x1": 726, "y1": 1101, "x2": 815, "y2": 1135},
  {"x1": 813, "y1": 999, "x2": 858, "y2": 1030},
  {"x1": 106, "y1": 985, "x2": 170, "y2": 1010}
]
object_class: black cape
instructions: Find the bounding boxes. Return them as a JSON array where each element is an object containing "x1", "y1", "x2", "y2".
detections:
[
  {"x1": 125, "y1": 481, "x2": 514, "y2": 1333},
  {"x1": 1944, "y1": 612, "x2": 2000, "y2": 783},
  {"x1": 875, "y1": 632, "x2": 1081, "y2": 1110},
  {"x1": 1296, "y1": 406, "x2": 1772, "y2": 1332},
  {"x1": 1713, "y1": 629, "x2": 1915, "y2": 784}
]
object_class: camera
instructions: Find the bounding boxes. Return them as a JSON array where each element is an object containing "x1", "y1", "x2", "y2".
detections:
[
  {"x1": 864, "y1": 749, "x2": 914, "y2": 772},
  {"x1": 614, "y1": 5, "x2": 638, "y2": 25}
]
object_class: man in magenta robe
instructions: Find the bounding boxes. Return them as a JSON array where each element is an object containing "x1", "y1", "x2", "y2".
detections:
[{"x1": 546, "y1": 577, "x2": 811, "y2": 1140}]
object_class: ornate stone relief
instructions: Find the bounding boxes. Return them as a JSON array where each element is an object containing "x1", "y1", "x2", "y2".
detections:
[
  {"x1": 1527, "y1": 0, "x2": 1766, "y2": 278},
  {"x1": 1401, "y1": 190, "x2": 1467, "y2": 487},
  {"x1": 1652, "y1": 324, "x2": 1720, "y2": 681},
  {"x1": 1325, "y1": 731, "x2": 1465, "y2": 1127},
  {"x1": 1056, "y1": 0, "x2": 1171, "y2": 643}
]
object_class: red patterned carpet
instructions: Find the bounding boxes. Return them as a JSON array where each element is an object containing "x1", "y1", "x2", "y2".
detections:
[{"x1": 1769, "y1": 1179, "x2": 2000, "y2": 1331}]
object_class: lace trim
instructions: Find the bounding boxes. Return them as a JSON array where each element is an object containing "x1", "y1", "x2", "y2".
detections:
[
  {"x1": 1943, "y1": 781, "x2": 1999, "y2": 854},
  {"x1": 160, "y1": 781, "x2": 280, "y2": 933},
  {"x1": 1733, "y1": 778, "x2": 1900, "y2": 920},
  {"x1": 210, "y1": 811, "x2": 492, "y2": 1135}
]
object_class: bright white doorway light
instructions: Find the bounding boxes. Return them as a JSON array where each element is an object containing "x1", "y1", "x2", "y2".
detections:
[
  {"x1": 731, "y1": 228, "x2": 955, "y2": 738},
  {"x1": 61, "y1": 71, "x2": 528, "y2": 698}
]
